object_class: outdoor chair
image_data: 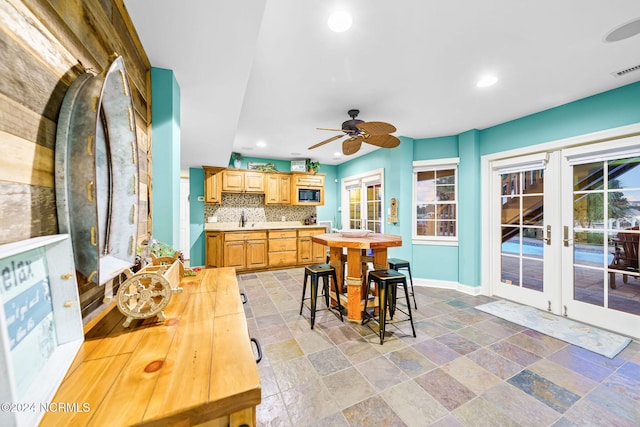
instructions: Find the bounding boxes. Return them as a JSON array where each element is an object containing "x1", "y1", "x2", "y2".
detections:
[{"x1": 608, "y1": 226, "x2": 639, "y2": 289}]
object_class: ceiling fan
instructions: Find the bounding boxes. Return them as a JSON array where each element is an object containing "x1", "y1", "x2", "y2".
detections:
[{"x1": 308, "y1": 109, "x2": 400, "y2": 155}]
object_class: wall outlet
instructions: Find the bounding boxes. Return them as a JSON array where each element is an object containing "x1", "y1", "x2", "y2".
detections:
[
  {"x1": 208, "y1": 216, "x2": 218, "y2": 223},
  {"x1": 281, "y1": 216, "x2": 286, "y2": 222}
]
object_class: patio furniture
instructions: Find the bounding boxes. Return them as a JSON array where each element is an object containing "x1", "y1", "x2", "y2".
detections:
[{"x1": 608, "y1": 227, "x2": 639, "y2": 289}]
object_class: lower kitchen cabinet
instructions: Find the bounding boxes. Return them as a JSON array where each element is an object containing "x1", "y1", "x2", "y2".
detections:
[
  {"x1": 297, "y1": 228, "x2": 326, "y2": 264},
  {"x1": 268, "y1": 230, "x2": 297, "y2": 267},
  {"x1": 222, "y1": 231, "x2": 267, "y2": 271},
  {"x1": 206, "y1": 231, "x2": 222, "y2": 267},
  {"x1": 207, "y1": 227, "x2": 326, "y2": 271}
]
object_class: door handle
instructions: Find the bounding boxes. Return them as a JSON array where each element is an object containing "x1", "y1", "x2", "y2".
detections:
[
  {"x1": 544, "y1": 225, "x2": 551, "y2": 245},
  {"x1": 563, "y1": 226, "x2": 572, "y2": 247}
]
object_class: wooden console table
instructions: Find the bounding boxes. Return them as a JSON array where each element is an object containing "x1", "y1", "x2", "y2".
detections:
[{"x1": 40, "y1": 268, "x2": 261, "y2": 426}]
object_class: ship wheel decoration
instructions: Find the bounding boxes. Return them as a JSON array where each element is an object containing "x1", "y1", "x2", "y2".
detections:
[{"x1": 117, "y1": 271, "x2": 174, "y2": 328}]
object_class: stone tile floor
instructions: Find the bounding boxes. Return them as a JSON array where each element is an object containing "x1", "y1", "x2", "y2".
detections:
[{"x1": 240, "y1": 268, "x2": 640, "y2": 427}]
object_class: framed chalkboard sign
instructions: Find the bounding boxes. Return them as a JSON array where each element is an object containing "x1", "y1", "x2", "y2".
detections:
[{"x1": 0, "y1": 235, "x2": 83, "y2": 426}]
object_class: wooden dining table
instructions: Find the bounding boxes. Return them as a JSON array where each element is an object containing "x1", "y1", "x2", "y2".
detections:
[{"x1": 311, "y1": 232, "x2": 402, "y2": 321}]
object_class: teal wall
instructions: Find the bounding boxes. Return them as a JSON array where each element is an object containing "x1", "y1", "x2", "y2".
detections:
[
  {"x1": 189, "y1": 167, "x2": 205, "y2": 267},
  {"x1": 479, "y1": 82, "x2": 640, "y2": 156},
  {"x1": 151, "y1": 67, "x2": 181, "y2": 248},
  {"x1": 335, "y1": 139, "x2": 413, "y2": 262},
  {"x1": 330, "y1": 81, "x2": 640, "y2": 288},
  {"x1": 316, "y1": 165, "x2": 337, "y2": 225}
]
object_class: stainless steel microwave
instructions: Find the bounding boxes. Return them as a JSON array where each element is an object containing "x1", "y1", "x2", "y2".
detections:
[{"x1": 297, "y1": 188, "x2": 321, "y2": 203}]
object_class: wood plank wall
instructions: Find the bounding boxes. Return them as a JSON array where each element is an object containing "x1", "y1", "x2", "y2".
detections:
[{"x1": 0, "y1": 0, "x2": 152, "y2": 317}]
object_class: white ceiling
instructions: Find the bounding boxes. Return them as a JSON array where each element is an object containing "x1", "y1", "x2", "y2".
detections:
[{"x1": 123, "y1": 0, "x2": 640, "y2": 170}]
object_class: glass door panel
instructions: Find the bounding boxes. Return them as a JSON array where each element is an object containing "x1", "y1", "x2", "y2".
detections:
[
  {"x1": 562, "y1": 147, "x2": 640, "y2": 338},
  {"x1": 570, "y1": 157, "x2": 640, "y2": 316},
  {"x1": 498, "y1": 169, "x2": 546, "y2": 294}
]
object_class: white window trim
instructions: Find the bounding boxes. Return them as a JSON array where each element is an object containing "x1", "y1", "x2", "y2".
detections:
[
  {"x1": 341, "y1": 168, "x2": 384, "y2": 232},
  {"x1": 412, "y1": 158, "x2": 460, "y2": 245}
]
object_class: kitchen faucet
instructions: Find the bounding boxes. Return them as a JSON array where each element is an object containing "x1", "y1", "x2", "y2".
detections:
[{"x1": 239, "y1": 210, "x2": 246, "y2": 228}]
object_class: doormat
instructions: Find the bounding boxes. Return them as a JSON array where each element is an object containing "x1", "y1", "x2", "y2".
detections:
[{"x1": 476, "y1": 300, "x2": 632, "y2": 359}]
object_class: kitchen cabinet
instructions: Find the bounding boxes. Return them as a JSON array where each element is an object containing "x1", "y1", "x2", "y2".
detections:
[
  {"x1": 222, "y1": 169, "x2": 264, "y2": 193},
  {"x1": 268, "y1": 229, "x2": 297, "y2": 267},
  {"x1": 265, "y1": 174, "x2": 291, "y2": 204},
  {"x1": 205, "y1": 231, "x2": 222, "y2": 267},
  {"x1": 204, "y1": 167, "x2": 222, "y2": 203},
  {"x1": 297, "y1": 228, "x2": 327, "y2": 264},
  {"x1": 223, "y1": 231, "x2": 267, "y2": 270},
  {"x1": 205, "y1": 227, "x2": 328, "y2": 272},
  {"x1": 292, "y1": 173, "x2": 325, "y2": 206},
  {"x1": 293, "y1": 173, "x2": 324, "y2": 187}
]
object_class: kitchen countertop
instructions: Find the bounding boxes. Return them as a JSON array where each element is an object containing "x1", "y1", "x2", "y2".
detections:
[{"x1": 204, "y1": 221, "x2": 327, "y2": 232}]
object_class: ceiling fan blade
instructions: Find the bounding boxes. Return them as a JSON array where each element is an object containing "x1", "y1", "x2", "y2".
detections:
[
  {"x1": 308, "y1": 134, "x2": 344, "y2": 150},
  {"x1": 316, "y1": 127, "x2": 348, "y2": 132},
  {"x1": 363, "y1": 134, "x2": 401, "y2": 149},
  {"x1": 342, "y1": 136, "x2": 363, "y2": 155},
  {"x1": 356, "y1": 121, "x2": 397, "y2": 135}
]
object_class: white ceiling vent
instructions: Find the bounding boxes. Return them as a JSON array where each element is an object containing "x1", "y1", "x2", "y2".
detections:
[{"x1": 612, "y1": 64, "x2": 640, "y2": 77}]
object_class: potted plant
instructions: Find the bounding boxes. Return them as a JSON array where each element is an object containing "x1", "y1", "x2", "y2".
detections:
[
  {"x1": 230, "y1": 152, "x2": 243, "y2": 168},
  {"x1": 306, "y1": 159, "x2": 320, "y2": 174}
]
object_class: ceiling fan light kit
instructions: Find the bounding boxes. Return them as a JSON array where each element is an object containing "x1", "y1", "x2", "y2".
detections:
[{"x1": 309, "y1": 109, "x2": 400, "y2": 155}]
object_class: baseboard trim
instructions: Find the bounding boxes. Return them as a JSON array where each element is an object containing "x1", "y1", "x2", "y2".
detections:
[{"x1": 413, "y1": 278, "x2": 483, "y2": 296}]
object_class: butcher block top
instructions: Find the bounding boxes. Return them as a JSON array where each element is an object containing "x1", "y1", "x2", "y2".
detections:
[
  {"x1": 311, "y1": 232, "x2": 403, "y2": 250},
  {"x1": 40, "y1": 268, "x2": 260, "y2": 426}
]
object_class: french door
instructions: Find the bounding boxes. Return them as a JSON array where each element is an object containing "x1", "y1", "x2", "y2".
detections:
[
  {"x1": 491, "y1": 152, "x2": 561, "y2": 312},
  {"x1": 490, "y1": 136, "x2": 640, "y2": 339},
  {"x1": 343, "y1": 170, "x2": 383, "y2": 233},
  {"x1": 560, "y1": 138, "x2": 640, "y2": 338}
]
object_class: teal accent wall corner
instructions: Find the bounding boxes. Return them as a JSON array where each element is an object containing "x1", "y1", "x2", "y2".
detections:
[
  {"x1": 457, "y1": 129, "x2": 481, "y2": 287},
  {"x1": 151, "y1": 67, "x2": 181, "y2": 247},
  {"x1": 189, "y1": 167, "x2": 205, "y2": 266},
  {"x1": 316, "y1": 164, "x2": 338, "y2": 224}
]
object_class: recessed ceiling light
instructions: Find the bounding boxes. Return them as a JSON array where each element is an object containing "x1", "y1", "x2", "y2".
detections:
[
  {"x1": 477, "y1": 75, "x2": 498, "y2": 88},
  {"x1": 290, "y1": 152, "x2": 301, "y2": 156},
  {"x1": 328, "y1": 10, "x2": 352, "y2": 32},
  {"x1": 256, "y1": 140, "x2": 266, "y2": 147},
  {"x1": 333, "y1": 152, "x2": 342, "y2": 157}
]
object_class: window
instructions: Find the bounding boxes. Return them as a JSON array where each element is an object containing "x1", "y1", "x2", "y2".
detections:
[
  {"x1": 413, "y1": 158, "x2": 459, "y2": 244},
  {"x1": 342, "y1": 169, "x2": 384, "y2": 233}
]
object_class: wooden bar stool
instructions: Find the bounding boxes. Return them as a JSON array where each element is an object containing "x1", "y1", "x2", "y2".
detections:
[
  {"x1": 300, "y1": 263, "x2": 344, "y2": 329},
  {"x1": 362, "y1": 269, "x2": 416, "y2": 344},
  {"x1": 387, "y1": 258, "x2": 417, "y2": 309}
]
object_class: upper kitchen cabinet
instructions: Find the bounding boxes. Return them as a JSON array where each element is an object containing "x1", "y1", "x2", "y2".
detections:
[
  {"x1": 204, "y1": 167, "x2": 222, "y2": 203},
  {"x1": 292, "y1": 173, "x2": 325, "y2": 206},
  {"x1": 265, "y1": 173, "x2": 291, "y2": 205},
  {"x1": 222, "y1": 169, "x2": 264, "y2": 193}
]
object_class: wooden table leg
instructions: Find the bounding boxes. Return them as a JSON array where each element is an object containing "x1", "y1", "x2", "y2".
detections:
[
  {"x1": 373, "y1": 248, "x2": 388, "y2": 271},
  {"x1": 346, "y1": 248, "x2": 364, "y2": 321},
  {"x1": 328, "y1": 246, "x2": 344, "y2": 293}
]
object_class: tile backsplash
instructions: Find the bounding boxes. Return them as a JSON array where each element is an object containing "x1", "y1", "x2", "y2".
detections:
[{"x1": 204, "y1": 193, "x2": 316, "y2": 223}]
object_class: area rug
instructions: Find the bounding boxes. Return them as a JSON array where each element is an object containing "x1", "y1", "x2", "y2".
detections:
[{"x1": 476, "y1": 300, "x2": 632, "y2": 359}]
